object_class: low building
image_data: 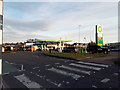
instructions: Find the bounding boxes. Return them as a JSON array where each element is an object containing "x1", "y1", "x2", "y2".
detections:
[{"x1": 27, "y1": 39, "x2": 72, "y2": 51}]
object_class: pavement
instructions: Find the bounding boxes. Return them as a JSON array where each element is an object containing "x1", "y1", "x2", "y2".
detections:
[{"x1": 1, "y1": 51, "x2": 120, "y2": 89}]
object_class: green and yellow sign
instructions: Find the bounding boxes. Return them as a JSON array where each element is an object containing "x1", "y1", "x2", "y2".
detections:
[
  {"x1": 98, "y1": 26, "x2": 102, "y2": 32},
  {"x1": 97, "y1": 25, "x2": 103, "y2": 47}
]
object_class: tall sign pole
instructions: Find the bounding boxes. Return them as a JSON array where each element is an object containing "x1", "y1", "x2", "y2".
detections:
[
  {"x1": 96, "y1": 25, "x2": 103, "y2": 47},
  {"x1": 95, "y1": 25, "x2": 97, "y2": 45},
  {"x1": 0, "y1": 0, "x2": 3, "y2": 76}
]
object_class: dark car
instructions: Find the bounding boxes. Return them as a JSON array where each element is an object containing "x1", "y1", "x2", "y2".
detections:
[
  {"x1": 86, "y1": 45, "x2": 108, "y2": 54},
  {"x1": 62, "y1": 47, "x2": 78, "y2": 53},
  {"x1": 24, "y1": 45, "x2": 32, "y2": 51}
]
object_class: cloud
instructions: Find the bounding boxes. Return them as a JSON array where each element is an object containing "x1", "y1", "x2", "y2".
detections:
[
  {"x1": 4, "y1": 18, "x2": 51, "y2": 32},
  {"x1": 3, "y1": 2, "x2": 118, "y2": 43},
  {"x1": 3, "y1": 25, "x2": 53, "y2": 43}
]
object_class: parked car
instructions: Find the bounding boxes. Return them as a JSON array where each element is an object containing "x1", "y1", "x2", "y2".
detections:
[
  {"x1": 86, "y1": 45, "x2": 109, "y2": 54},
  {"x1": 62, "y1": 47, "x2": 78, "y2": 53},
  {"x1": 24, "y1": 45, "x2": 32, "y2": 51}
]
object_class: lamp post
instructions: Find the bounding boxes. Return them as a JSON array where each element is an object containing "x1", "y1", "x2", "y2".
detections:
[
  {"x1": 78, "y1": 25, "x2": 81, "y2": 52},
  {"x1": 59, "y1": 37, "x2": 62, "y2": 52},
  {"x1": 84, "y1": 37, "x2": 86, "y2": 43},
  {"x1": 79, "y1": 25, "x2": 81, "y2": 43}
]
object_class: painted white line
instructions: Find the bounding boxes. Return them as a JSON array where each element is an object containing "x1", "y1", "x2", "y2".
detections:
[
  {"x1": 14, "y1": 74, "x2": 42, "y2": 88},
  {"x1": 59, "y1": 65, "x2": 91, "y2": 75},
  {"x1": 33, "y1": 67, "x2": 39, "y2": 69},
  {"x1": 78, "y1": 61, "x2": 109, "y2": 68},
  {"x1": 92, "y1": 85, "x2": 97, "y2": 88},
  {"x1": 66, "y1": 82, "x2": 70, "y2": 84},
  {"x1": 55, "y1": 63, "x2": 60, "y2": 65},
  {"x1": 5, "y1": 61, "x2": 17, "y2": 65},
  {"x1": 70, "y1": 63, "x2": 101, "y2": 71},
  {"x1": 101, "y1": 78, "x2": 110, "y2": 83},
  {"x1": 46, "y1": 78, "x2": 62, "y2": 87},
  {"x1": 45, "y1": 64, "x2": 50, "y2": 66},
  {"x1": 19, "y1": 70, "x2": 25, "y2": 72},
  {"x1": 47, "y1": 67, "x2": 81, "y2": 80},
  {"x1": 5, "y1": 61, "x2": 9, "y2": 64},
  {"x1": 113, "y1": 73, "x2": 119, "y2": 76},
  {"x1": 21, "y1": 64, "x2": 24, "y2": 71},
  {"x1": 36, "y1": 73, "x2": 62, "y2": 87},
  {"x1": 64, "y1": 60, "x2": 71, "y2": 62}
]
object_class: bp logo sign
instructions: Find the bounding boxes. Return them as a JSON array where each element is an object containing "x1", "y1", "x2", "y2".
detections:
[
  {"x1": 97, "y1": 25, "x2": 103, "y2": 47},
  {"x1": 98, "y1": 26, "x2": 102, "y2": 32}
]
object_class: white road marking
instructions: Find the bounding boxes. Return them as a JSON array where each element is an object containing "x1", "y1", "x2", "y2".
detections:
[
  {"x1": 113, "y1": 73, "x2": 119, "y2": 76},
  {"x1": 14, "y1": 74, "x2": 42, "y2": 88},
  {"x1": 55, "y1": 63, "x2": 60, "y2": 65},
  {"x1": 92, "y1": 85, "x2": 97, "y2": 88},
  {"x1": 19, "y1": 70, "x2": 25, "y2": 72},
  {"x1": 101, "y1": 78, "x2": 110, "y2": 83},
  {"x1": 47, "y1": 67, "x2": 81, "y2": 80},
  {"x1": 78, "y1": 61, "x2": 109, "y2": 68},
  {"x1": 70, "y1": 63, "x2": 101, "y2": 71},
  {"x1": 66, "y1": 82, "x2": 70, "y2": 84},
  {"x1": 35, "y1": 73, "x2": 62, "y2": 87},
  {"x1": 59, "y1": 65, "x2": 91, "y2": 75},
  {"x1": 21, "y1": 64, "x2": 24, "y2": 71},
  {"x1": 46, "y1": 78, "x2": 62, "y2": 87},
  {"x1": 64, "y1": 60, "x2": 70, "y2": 62},
  {"x1": 5, "y1": 61, "x2": 9, "y2": 64},
  {"x1": 6, "y1": 61, "x2": 17, "y2": 65},
  {"x1": 33, "y1": 67, "x2": 39, "y2": 69},
  {"x1": 45, "y1": 64, "x2": 50, "y2": 66}
]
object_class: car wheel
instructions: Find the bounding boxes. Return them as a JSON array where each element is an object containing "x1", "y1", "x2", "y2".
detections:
[{"x1": 104, "y1": 51, "x2": 108, "y2": 54}]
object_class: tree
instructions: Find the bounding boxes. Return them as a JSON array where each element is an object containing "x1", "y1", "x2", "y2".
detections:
[{"x1": 89, "y1": 41, "x2": 96, "y2": 45}]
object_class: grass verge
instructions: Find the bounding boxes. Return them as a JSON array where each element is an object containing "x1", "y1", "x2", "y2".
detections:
[{"x1": 44, "y1": 52, "x2": 109, "y2": 60}]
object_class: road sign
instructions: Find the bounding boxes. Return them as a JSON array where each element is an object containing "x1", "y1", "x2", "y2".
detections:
[{"x1": 96, "y1": 25, "x2": 103, "y2": 47}]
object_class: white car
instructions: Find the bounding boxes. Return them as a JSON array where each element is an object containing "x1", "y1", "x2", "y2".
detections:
[{"x1": 2, "y1": 47, "x2": 5, "y2": 53}]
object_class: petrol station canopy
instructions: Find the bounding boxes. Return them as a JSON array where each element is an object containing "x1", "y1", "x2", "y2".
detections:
[{"x1": 37, "y1": 39, "x2": 72, "y2": 42}]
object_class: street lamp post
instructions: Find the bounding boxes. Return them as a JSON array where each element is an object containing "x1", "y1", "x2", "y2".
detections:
[
  {"x1": 84, "y1": 37, "x2": 86, "y2": 43},
  {"x1": 79, "y1": 25, "x2": 81, "y2": 43},
  {"x1": 84, "y1": 37, "x2": 87, "y2": 53},
  {"x1": 59, "y1": 37, "x2": 62, "y2": 52},
  {"x1": 78, "y1": 25, "x2": 81, "y2": 52}
]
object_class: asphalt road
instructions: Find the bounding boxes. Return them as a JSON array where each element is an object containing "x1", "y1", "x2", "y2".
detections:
[{"x1": 2, "y1": 51, "x2": 120, "y2": 89}]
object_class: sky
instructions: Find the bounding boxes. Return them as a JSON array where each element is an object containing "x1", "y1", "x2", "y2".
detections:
[{"x1": 3, "y1": 1, "x2": 118, "y2": 43}]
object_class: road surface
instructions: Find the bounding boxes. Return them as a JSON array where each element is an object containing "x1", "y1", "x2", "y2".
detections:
[{"x1": 2, "y1": 51, "x2": 120, "y2": 89}]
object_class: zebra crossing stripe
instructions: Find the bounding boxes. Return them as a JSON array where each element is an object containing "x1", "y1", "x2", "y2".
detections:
[
  {"x1": 78, "y1": 61, "x2": 109, "y2": 68},
  {"x1": 70, "y1": 63, "x2": 101, "y2": 71},
  {"x1": 101, "y1": 78, "x2": 110, "y2": 83},
  {"x1": 14, "y1": 74, "x2": 42, "y2": 88},
  {"x1": 47, "y1": 67, "x2": 81, "y2": 80},
  {"x1": 59, "y1": 65, "x2": 91, "y2": 75}
]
